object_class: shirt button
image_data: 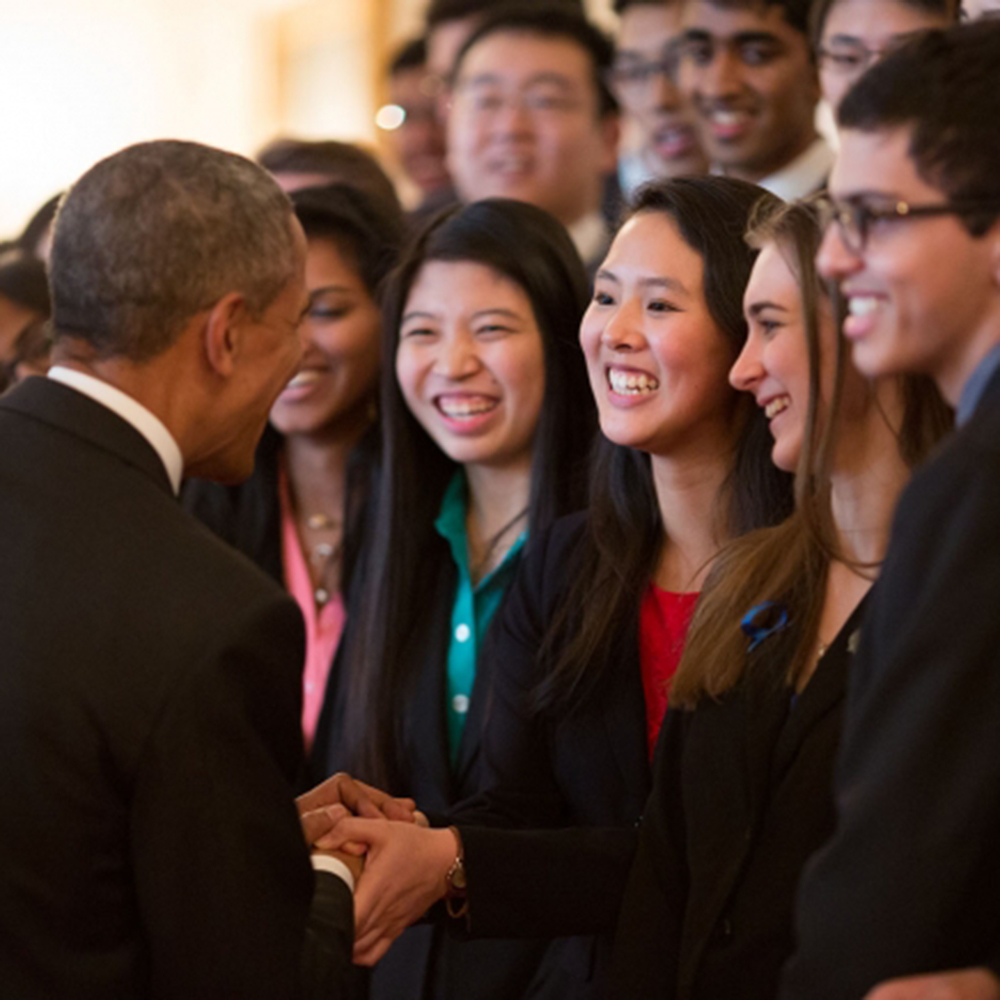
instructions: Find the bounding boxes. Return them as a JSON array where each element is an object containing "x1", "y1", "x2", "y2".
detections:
[
  {"x1": 455, "y1": 623, "x2": 471, "y2": 642},
  {"x1": 452, "y1": 694, "x2": 470, "y2": 714}
]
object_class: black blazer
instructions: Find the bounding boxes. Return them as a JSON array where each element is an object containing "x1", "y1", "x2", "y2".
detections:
[
  {"x1": 0, "y1": 378, "x2": 352, "y2": 999},
  {"x1": 317, "y1": 531, "x2": 552, "y2": 1000},
  {"x1": 780, "y1": 368, "x2": 1000, "y2": 999},
  {"x1": 609, "y1": 597, "x2": 866, "y2": 1000},
  {"x1": 446, "y1": 512, "x2": 651, "y2": 999}
]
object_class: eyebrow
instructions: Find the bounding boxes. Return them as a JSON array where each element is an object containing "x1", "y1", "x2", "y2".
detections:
[
  {"x1": 595, "y1": 271, "x2": 690, "y2": 296},
  {"x1": 401, "y1": 309, "x2": 439, "y2": 324},
  {"x1": 463, "y1": 71, "x2": 576, "y2": 90},
  {"x1": 747, "y1": 300, "x2": 789, "y2": 318},
  {"x1": 310, "y1": 284, "x2": 354, "y2": 297},
  {"x1": 470, "y1": 307, "x2": 523, "y2": 321},
  {"x1": 682, "y1": 28, "x2": 784, "y2": 46}
]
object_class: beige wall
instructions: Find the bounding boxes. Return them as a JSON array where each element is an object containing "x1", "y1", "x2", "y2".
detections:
[{"x1": 0, "y1": 0, "x2": 620, "y2": 237}]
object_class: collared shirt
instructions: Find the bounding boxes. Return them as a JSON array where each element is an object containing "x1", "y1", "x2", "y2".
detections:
[
  {"x1": 47, "y1": 365, "x2": 184, "y2": 494},
  {"x1": 434, "y1": 472, "x2": 527, "y2": 764},
  {"x1": 957, "y1": 341, "x2": 1000, "y2": 426},
  {"x1": 755, "y1": 136, "x2": 835, "y2": 202},
  {"x1": 568, "y1": 211, "x2": 612, "y2": 270}
]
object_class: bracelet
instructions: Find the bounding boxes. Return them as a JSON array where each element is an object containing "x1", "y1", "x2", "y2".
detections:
[{"x1": 444, "y1": 826, "x2": 469, "y2": 921}]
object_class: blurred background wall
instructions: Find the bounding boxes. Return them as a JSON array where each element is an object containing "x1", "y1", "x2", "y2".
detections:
[{"x1": 0, "y1": 0, "x2": 615, "y2": 236}]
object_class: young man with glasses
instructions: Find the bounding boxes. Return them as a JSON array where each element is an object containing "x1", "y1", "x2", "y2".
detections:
[
  {"x1": 445, "y1": 3, "x2": 620, "y2": 273},
  {"x1": 675, "y1": 0, "x2": 833, "y2": 199},
  {"x1": 779, "y1": 21, "x2": 1000, "y2": 1000},
  {"x1": 811, "y1": 0, "x2": 958, "y2": 111},
  {"x1": 609, "y1": 0, "x2": 708, "y2": 193}
]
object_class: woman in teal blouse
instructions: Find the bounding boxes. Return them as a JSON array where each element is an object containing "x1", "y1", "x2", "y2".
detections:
[{"x1": 316, "y1": 197, "x2": 597, "y2": 1000}]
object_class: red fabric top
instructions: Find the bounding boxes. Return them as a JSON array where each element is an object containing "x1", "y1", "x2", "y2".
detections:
[{"x1": 639, "y1": 586, "x2": 699, "y2": 759}]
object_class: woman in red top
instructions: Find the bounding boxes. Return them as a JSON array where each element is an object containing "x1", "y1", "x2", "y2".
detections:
[{"x1": 311, "y1": 177, "x2": 793, "y2": 997}]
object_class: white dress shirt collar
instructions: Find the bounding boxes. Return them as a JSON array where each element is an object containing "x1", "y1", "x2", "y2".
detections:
[
  {"x1": 568, "y1": 211, "x2": 611, "y2": 268},
  {"x1": 756, "y1": 136, "x2": 835, "y2": 202},
  {"x1": 47, "y1": 366, "x2": 184, "y2": 495}
]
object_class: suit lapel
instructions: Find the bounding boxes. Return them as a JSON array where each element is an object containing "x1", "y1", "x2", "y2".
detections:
[
  {"x1": 1, "y1": 376, "x2": 175, "y2": 496},
  {"x1": 771, "y1": 597, "x2": 867, "y2": 781}
]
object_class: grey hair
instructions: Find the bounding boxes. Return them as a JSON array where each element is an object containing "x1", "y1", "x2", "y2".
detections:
[{"x1": 49, "y1": 140, "x2": 298, "y2": 363}]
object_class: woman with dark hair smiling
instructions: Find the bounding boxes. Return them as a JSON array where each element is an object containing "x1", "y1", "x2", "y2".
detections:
[
  {"x1": 313, "y1": 197, "x2": 597, "y2": 1000},
  {"x1": 184, "y1": 182, "x2": 403, "y2": 750},
  {"x1": 313, "y1": 177, "x2": 793, "y2": 999},
  {"x1": 608, "y1": 199, "x2": 950, "y2": 1000}
]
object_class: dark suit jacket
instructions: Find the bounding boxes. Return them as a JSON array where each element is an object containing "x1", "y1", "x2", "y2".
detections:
[
  {"x1": 317, "y1": 530, "x2": 552, "y2": 1000},
  {"x1": 780, "y1": 368, "x2": 1000, "y2": 999},
  {"x1": 446, "y1": 512, "x2": 651, "y2": 999},
  {"x1": 609, "y1": 598, "x2": 866, "y2": 1000},
  {"x1": 0, "y1": 377, "x2": 352, "y2": 999}
]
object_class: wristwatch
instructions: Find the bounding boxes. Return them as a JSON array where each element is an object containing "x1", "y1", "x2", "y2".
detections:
[{"x1": 444, "y1": 826, "x2": 469, "y2": 920}]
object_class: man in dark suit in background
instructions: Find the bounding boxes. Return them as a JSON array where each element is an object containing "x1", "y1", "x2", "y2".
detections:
[
  {"x1": 0, "y1": 140, "x2": 357, "y2": 999},
  {"x1": 778, "y1": 22, "x2": 1000, "y2": 1000}
]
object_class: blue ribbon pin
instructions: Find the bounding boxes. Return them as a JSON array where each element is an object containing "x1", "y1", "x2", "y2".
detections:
[{"x1": 740, "y1": 601, "x2": 790, "y2": 652}]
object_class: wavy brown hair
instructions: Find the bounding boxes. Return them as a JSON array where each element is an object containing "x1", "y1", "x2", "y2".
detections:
[{"x1": 670, "y1": 199, "x2": 952, "y2": 707}]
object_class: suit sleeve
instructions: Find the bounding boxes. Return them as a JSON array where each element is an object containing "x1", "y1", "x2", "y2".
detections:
[
  {"x1": 450, "y1": 518, "x2": 638, "y2": 939},
  {"x1": 129, "y1": 595, "x2": 351, "y2": 999},
  {"x1": 781, "y1": 443, "x2": 1000, "y2": 998}
]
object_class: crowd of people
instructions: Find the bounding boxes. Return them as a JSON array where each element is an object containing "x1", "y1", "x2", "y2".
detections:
[{"x1": 2, "y1": 1, "x2": 1000, "y2": 998}]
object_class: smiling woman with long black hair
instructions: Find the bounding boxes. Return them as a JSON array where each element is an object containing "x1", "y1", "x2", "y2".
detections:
[{"x1": 313, "y1": 197, "x2": 597, "y2": 1000}]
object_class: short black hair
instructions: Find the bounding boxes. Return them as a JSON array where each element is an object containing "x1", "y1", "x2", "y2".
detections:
[
  {"x1": 18, "y1": 193, "x2": 62, "y2": 257},
  {"x1": 614, "y1": 0, "x2": 674, "y2": 14},
  {"x1": 809, "y1": 0, "x2": 959, "y2": 48},
  {"x1": 838, "y1": 21, "x2": 1000, "y2": 233},
  {"x1": 426, "y1": 0, "x2": 583, "y2": 30},
  {"x1": 453, "y1": 2, "x2": 619, "y2": 117},
  {"x1": 690, "y1": 0, "x2": 814, "y2": 37},
  {"x1": 256, "y1": 138, "x2": 402, "y2": 216},
  {"x1": 389, "y1": 36, "x2": 426, "y2": 76},
  {"x1": 0, "y1": 247, "x2": 50, "y2": 316}
]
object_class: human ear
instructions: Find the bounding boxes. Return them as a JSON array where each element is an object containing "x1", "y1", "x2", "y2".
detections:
[{"x1": 202, "y1": 292, "x2": 248, "y2": 378}]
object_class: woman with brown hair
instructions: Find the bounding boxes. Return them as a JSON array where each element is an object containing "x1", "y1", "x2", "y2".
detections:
[{"x1": 608, "y1": 198, "x2": 951, "y2": 1000}]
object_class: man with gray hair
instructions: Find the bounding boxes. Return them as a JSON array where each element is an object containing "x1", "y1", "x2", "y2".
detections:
[{"x1": 0, "y1": 140, "x2": 358, "y2": 998}]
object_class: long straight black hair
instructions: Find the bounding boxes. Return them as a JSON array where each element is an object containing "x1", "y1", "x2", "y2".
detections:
[
  {"x1": 339, "y1": 198, "x2": 596, "y2": 789},
  {"x1": 534, "y1": 176, "x2": 795, "y2": 715}
]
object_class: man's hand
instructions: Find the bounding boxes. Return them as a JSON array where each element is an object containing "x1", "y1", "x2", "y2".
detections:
[
  {"x1": 866, "y1": 968, "x2": 1000, "y2": 1000},
  {"x1": 296, "y1": 772, "x2": 426, "y2": 824},
  {"x1": 314, "y1": 818, "x2": 458, "y2": 966}
]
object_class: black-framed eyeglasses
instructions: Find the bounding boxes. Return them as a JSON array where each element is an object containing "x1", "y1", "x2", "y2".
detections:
[
  {"x1": 816, "y1": 193, "x2": 1000, "y2": 254},
  {"x1": 608, "y1": 42, "x2": 681, "y2": 94}
]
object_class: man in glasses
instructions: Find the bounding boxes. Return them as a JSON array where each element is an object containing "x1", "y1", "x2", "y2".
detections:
[
  {"x1": 811, "y1": 0, "x2": 958, "y2": 112},
  {"x1": 675, "y1": 0, "x2": 833, "y2": 199},
  {"x1": 445, "y1": 3, "x2": 620, "y2": 273},
  {"x1": 780, "y1": 21, "x2": 1000, "y2": 1000},
  {"x1": 610, "y1": 0, "x2": 708, "y2": 193}
]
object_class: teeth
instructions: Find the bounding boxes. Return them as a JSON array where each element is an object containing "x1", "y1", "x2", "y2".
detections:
[
  {"x1": 710, "y1": 109, "x2": 748, "y2": 125},
  {"x1": 765, "y1": 397, "x2": 790, "y2": 420},
  {"x1": 286, "y1": 370, "x2": 322, "y2": 389},
  {"x1": 438, "y1": 397, "x2": 498, "y2": 418},
  {"x1": 608, "y1": 369, "x2": 660, "y2": 396},
  {"x1": 848, "y1": 296, "x2": 881, "y2": 317}
]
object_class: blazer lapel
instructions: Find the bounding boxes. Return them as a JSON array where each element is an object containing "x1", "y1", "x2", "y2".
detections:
[{"x1": 771, "y1": 597, "x2": 868, "y2": 781}]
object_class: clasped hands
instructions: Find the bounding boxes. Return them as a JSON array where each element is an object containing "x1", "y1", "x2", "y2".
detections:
[{"x1": 297, "y1": 773, "x2": 459, "y2": 965}]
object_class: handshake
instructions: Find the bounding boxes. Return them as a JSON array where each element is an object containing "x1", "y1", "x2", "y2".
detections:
[{"x1": 297, "y1": 774, "x2": 461, "y2": 966}]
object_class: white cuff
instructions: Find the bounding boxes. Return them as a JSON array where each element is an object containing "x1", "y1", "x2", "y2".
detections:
[{"x1": 311, "y1": 853, "x2": 355, "y2": 894}]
